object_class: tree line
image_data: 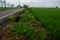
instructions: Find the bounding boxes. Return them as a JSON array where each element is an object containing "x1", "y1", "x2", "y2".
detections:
[{"x1": 0, "y1": 0, "x2": 14, "y2": 8}]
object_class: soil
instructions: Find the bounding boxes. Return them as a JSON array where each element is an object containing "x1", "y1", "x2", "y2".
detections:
[
  {"x1": 0, "y1": 24, "x2": 14, "y2": 40},
  {"x1": 0, "y1": 24, "x2": 30, "y2": 40}
]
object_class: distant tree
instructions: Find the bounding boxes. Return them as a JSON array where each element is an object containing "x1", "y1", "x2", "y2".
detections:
[
  {"x1": 56, "y1": 6, "x2": 58, "y2": 8},
  {"x1": 7, "y1": 3, "x2": 10, "y2": 7},
  {"x1": 23, "y1": 4, "x2": 29, "y2": 8},
  {"x1": 4, "y1": 0, "x2": 6, "y2": 8},
  {"x1": 11, "y1": 4, "x2": 14, "y2": 8},
  {"x1": 17, "y1": 5, "x2": 22, "y2": 8},
  {"x1": 0, "y1": 0, "x2": 3, "y2": 7},
  {"x1": 1, "y1": 1, "x2": 3, "y2": 7}
]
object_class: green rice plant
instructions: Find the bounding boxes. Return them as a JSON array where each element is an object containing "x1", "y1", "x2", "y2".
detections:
[
  {"x1": 0, "y1": 7, "x2": 16, "y2": 11},
  {"x1": 32, "y1": 8, "x2": 60, "y2": 40}
]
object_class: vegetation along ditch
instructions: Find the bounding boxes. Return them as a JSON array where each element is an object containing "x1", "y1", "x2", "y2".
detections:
[{"x1": 0, "y1": 8, "x2": 60, "y2": 40}]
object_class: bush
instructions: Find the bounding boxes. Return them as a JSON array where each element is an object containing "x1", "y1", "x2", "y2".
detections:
[
  {"x1": 7, "y1": 9, "x2": 46, "y2": 40},
  {"x1": 7, "y1": 22, "x2": 46, "y2": 40}
]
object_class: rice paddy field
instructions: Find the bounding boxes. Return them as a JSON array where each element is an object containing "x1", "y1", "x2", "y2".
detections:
[
  {"x1": 0, "y1": 7, "x2": 16, "y2": 11},
  {"x1": 32, "y1": 8, "x2": 60, "y2": 40}
]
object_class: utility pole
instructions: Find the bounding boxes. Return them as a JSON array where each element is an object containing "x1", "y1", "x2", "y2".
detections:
[
  {"x1": 4, "y1": 0, "x2": 6, "y2": 10},
  {"x1": 0, "y1": 0, "x2": 3, "y2": 10}
]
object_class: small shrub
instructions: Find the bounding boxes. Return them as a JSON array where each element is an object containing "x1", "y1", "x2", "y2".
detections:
[
  {"x1": 7, "y1": 9, "x2": 46, "y2": 40},
  {"x1": 7, "y1": 22, "x2": 46, "y2": 40}
]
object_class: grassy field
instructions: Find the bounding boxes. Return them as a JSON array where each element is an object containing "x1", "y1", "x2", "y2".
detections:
[
  {"x1": 32, "y1": 8, "x2": 60, "y2": 40},
  {"x1": 0, "y1": 7, "x2": 16, "y2": 11}
]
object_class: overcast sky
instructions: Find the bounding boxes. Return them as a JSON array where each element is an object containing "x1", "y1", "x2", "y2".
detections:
[{"x1": 1, "y1": 0, "x2": 60, "y2": 7}]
